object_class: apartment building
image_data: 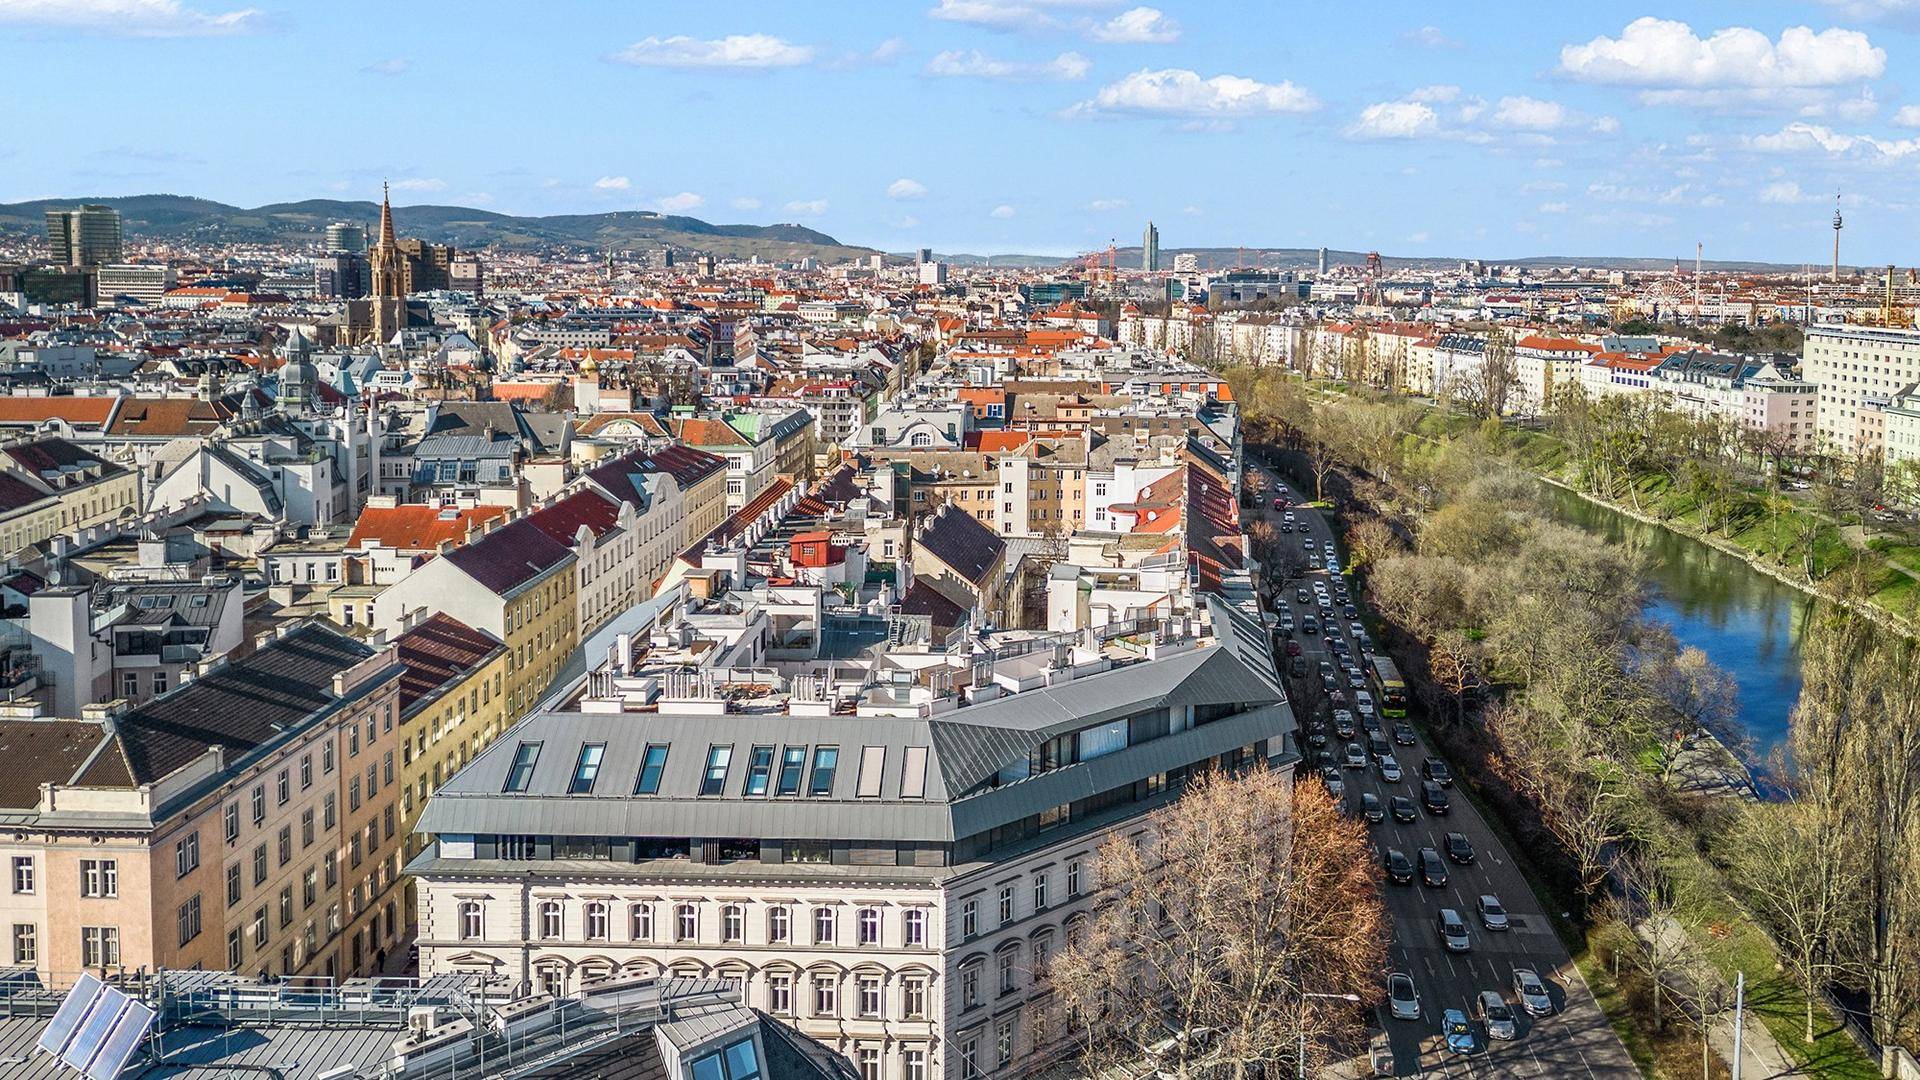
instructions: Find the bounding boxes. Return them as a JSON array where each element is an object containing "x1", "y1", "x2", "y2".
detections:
[
  {"x1": 0, "y1": 437, "x2": 139, "y2": 557},
  {"x1": 0, "y1": 622, "x2": 403, "y2": 982},
  {"x1": 410, "y1": 594, "x2": 1293, "y2": 1080},
  {"x1": 1804, "y1": 323, "x2": 1920, "y2": 454}
]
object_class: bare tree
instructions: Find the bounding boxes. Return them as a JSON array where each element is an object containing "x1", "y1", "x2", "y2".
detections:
[
  {"x1": 1638, "y1": 631, "x2": 1744, "y2": 787},
  {"x1": 1725, "y1": 801, "x2": 1865, "y2": 1042},
  {"x1": 1049, "y1": 769, "x2": 1388, "y2": 1078}
]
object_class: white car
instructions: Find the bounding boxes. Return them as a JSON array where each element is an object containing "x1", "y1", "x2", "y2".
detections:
[{"x1": 1378, "y1": 755, "x2": 1402, "y2": 782}]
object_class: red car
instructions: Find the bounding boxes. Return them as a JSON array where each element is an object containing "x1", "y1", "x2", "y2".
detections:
[
  {"x1": 1272, "y1": 497, "x2": 1288, "y2": 510},
  {"x1": 1285, "y1": 640, "x2": 1302, "y2": 657}
]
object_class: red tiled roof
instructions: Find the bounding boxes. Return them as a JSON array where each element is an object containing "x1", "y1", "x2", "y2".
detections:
[
  {"x1": 394, "y1": 613, "x2": 505, "y2": 714},
  {"x1": 347, "y1": 505, "x2": 510, "y2": 552},
  {"x1": 524, "y1": 489, "x2": 622, "y2": 545},
  {"x1": 0, "y1": 397, "x2": 118, "y2": 427}
]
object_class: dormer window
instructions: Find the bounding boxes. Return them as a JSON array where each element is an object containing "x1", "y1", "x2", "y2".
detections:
[{"x1": 689, "y1": 1037, "x2": 762, "y2": 1080}]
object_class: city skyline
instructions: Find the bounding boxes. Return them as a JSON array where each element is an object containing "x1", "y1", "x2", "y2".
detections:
[{"x1": 8, "y1": 1, "x2": 1920, "y2": 263}]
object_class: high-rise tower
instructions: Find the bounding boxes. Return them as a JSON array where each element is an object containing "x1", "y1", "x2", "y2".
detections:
[
  {"x1": 1832, "y1": 195, "x2": 1844, "y2": 284},
  {"x1": 1142, "y1": 221, "x2": 1159, "y2": 272},
  {"x1": 45, "y1": 204, "x2": 123, "y2": 267}
]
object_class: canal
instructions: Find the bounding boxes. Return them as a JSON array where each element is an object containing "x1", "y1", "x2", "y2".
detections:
[{"x1": 1537, "y1": 483, "x2": 1813, "y2": 771}]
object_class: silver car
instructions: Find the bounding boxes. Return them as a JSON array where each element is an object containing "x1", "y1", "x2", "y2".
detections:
[
  {"x1": 1513, "y1": 968, "x2": 1553, "y2": 1016},
  {"x1": 1377, "y1": 755, "x2": 1402, "y2": 783},
  {"x1": 1387, "y1": 972, "x2": 1419, "y2": 1021},
  {"x1": 1475, "y1": 991, "x2": 1517, "y2": 1041},
  {"x1": 1437, "y1": 908, "x2": 1471, "y2": 953}
]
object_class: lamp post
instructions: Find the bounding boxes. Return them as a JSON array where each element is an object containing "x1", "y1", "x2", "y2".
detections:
[{"x1": 1299, "y1": 991, "x2": 1363, "y2": 1080}]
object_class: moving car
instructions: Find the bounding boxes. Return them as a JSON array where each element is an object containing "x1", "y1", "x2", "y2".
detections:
[
  {"x1": 1296, "y1": 587, "x2": 1310, "y2": 604},
  {"x1": 1390, "y1": 796, "x2": 1418, "y2": 823},
  {"x1": 1444, "y1": 831, "x2": 1475, "y2": 864},
  {"x1": 1422, "y1": 780, "x2": 1451, "y2": 815},
  {"x1": 1378, "y1": 755, "x2": 1402, "y2": 783},
  {"x1": 1387, "y1": 973, "x2": 1420, "y2": 1021},
  {"x1": 1442, "y1": 1009, "x2": 1476, "y2": 1054},
  {"x1": 1284, "y1": 639, "x2": 1302, "y2": 657},
  {"x1": 1418, "y1": 847, "x2": 1449, "y2": 888},
  {"x1": 1513, "y1": 969, "x2": 1554, "y2": 1016},
  {"x1": 1437, "y1": 909, "x2": 1472, "y2": 953},
  {"x1": 1367, "y1": 733, "x2": 1391, "y2": 760},
  {"x1": 1423, "y1": 757, "x2": 1454, "y2": 787},
  {"x1": 1333, "y1": 711, "x2": 1356, "y2": 739},
  {"x1": 1475, "y1": 991, "x2": 1517, "y2": 1041},
  {"x1": 1344, "y1": 742, "x2": 1368, "y2": 769},
  {"x1": 1393, "y1": 722, "x2": 1417, "y2": 746},
  {"x1": 1383, "y1": 848, "x2": 1414, "y2": 885},
  {"x1": 1360, "y1": 792, "x2": 1384, "y2": 823},
  {"x1": 1273, "y1": 497, "x2": 1287, "y2": 510},
  {"x1": 1478, "y1": 894, "x2": 1510, "y2": 931},
  {"x1": 1322, "y1": 772, "x2": 1345, "y2": 800},
  {"x1": 1303, "y1": 616, "x2": 1320, "y2": 636},
  {"x1": 1289, "y1": 656, "x2": 1308, "y2": 678},
  {"x1": 1355, "y1": 691, "x2": 1376, "y2": 717}
]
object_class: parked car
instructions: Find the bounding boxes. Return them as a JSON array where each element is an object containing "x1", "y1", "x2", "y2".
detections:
[
  {"x1": 1475, "y1": 991, "x2": 1517, "y2": 1041},
  {"x1": 1423, "y1": 757, "x2": 1454, "y2": 787},
  {"x1": 1422, "y1": 780, "x2": 1451, "y2": 815},
  {"x1": 1390, "y1": 796, "x2": 1418, "y2": 823},
  {"x1": 1378, "y1": 755, "x2": 1402, "y2": 783},
  {"x1": 1442, "y1": 1009, "x2": 1476, "y2": 1054},
  {"x1": 1437, "y1": 909, "x2": 1472, "y2": 953},
  {"x1": 1360, "y1": 792, "x2": 1384, "y2": 823},
  {"x1": 1513, "y1": 969, "x2": 1554, "y2": 1016},
  {"x1": 1478, "y1": 894, "x2": 1510, "y2": 931},
  {"x1": 1273, "y1": 497, "x2": 1288, "y2": 510},
  {"x1": 1444, "y1": 831, "x2": 1476, "y2": 864},
  {"x1": 1387, "y1": 973, "x2": 1420, "y2": 1021},
  {"x1": 1383, "y1": 848, "x2": 1414, "y2": 885},
  {"x1": 1393, "y1": 722, "x2": 1418, "y2": 746},
  {"x1": 1418, "y1": 847, "x2": 1449, "y2": 888}
]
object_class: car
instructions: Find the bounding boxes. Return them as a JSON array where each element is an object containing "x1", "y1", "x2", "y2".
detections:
[
  {"x1": 1343, "y1": 605, "x2": 1360, "y2": 620},
  {"x1": 1513, "y1": 969, "x2": 1554, "y2": 1016},
  {"x1": 1423, "y1": 757, "x2": 1454, "y2": 787},
  {"x1": 1368, "y1": 733, "x2": 1391, "y2": 759},
  {"x1": 1354, "y1": 691, "x2": 1376, "y2": 716},
  {"x1": 1328, "y1": 689, "x2": 1349, "y2": 708},
  {"x1": 1279, "y1": 522, "x2": 1293, "y2": 533},
  {"x1": 1437, "y1": 908, "x2": 1472, "y2": 952},
  {"x1": 1283, "y1": 511, "x2": 1296, "y2": 523},
  {"x1": 1333, "y1": 712, "x2": 1356, "y2": 739},
  {"x1": 1315, "y1": 750, "x2": 1337, "y2": 770},
  {"x1": 1321, "y1": 673, "x2": 1339, "y2": 692},
  {"x1": 1360, "y1": 792, "x2": 1384, "y2": 823},
  {"x1": 1273, "y1": 497, "x2": 1287, "y2": 510},
  {"x1": 1305, "y1": 727, "x2": 1328, "y2": 748},
  {"x1": 1393, "y1": 722, "x2": 1417, "y2": 746},
  {"x1": 1329, "y1": 637, "x2": 1349, "y2": 655},
  {"x1": 1289, "y1": 656, "x2": 1308, "y2": 678},
  {"x1": 1422, "y1": 780, "x2": 1451, "y2": 815},
  {"x1": 1321, "y1": 770, "x2": 1345, "y2": 800},
  {"x1": 1383, "y1": 848, "x2": 1414, "y2": 885},
  {"x1": 1344, "y1": 742, "x2": 1368, "y2": 769},
  {"x1": 1442, "y1": 1008, "x2": 1476, "y2": 1054},
  {"x1": 1317, "y1": 595, "x2": 1333, "y2": 610},
  {"x1": 1296, "y1": 588, "x2": 1310, "y2": 603},
  {"x1": 1475, "y1": 991, "x2": 1518, "y2": 1041},
  {"x1": 1478, "y1": 894, "x2": 1510, "y2": 931},
  {"x1": 1387, "y1": 973, "x2": 1420, "y2": 1021},
  {"x1": 1418, "y1": 847, "x2": 1449, "y2": 888},
  {"x1": 1284, "y1": 639, "x2": 1302, "y2": 657},
  {"x1": 1302, "y1": 539, "x2": 1317, "y2": 552},
  {"x1": 1362, "y1": 713, "x2": 1383, "y2": 736},
  {"x1": 1389, "y1": 795, "x2": 1418, "y2": 823},
  {"x1": 1348, "y1": 671, "x2": 1367, "y2": 689},
  {"x1": 1302, "y1": 616, "x2": 1320, "y2": 635},
  {"x1": 1378, "y1": 755, "x2": 1402, "y2": 782},
  {"x1": 1445, "y1": 831, "x2": 1475, "y2": 864}
]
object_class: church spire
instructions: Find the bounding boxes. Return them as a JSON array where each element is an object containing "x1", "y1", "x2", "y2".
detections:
[{"x1": 376, "y1": 180, "x2": 396, "y2": 251}]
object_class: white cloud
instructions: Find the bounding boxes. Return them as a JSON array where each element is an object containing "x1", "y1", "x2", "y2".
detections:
[
  {"x1": 1592, "y1": 115, "x2": 1621, "y2": 134},
  {"x1": 1180, "y1": 204, "x2": 1201, "y2": 215},
  {"x1": 0, "y1": 0, "x2": 260, "y2": 36},
  {"x1": 1895, "y1": 104, "x2": 1920, "y2": 127},
  {"x1": 990, "y1": 204, "x2": 1017, "y2": 219},
  {"x1": 1087, "y1": 198, "x2": 1129, "y2": 211},
  {"x1": 391, "y1": 178, "x2": 446, "y2": 192},
  {"x1": 1347, "y1": 101, "x2": 1440, "y2": 139},
  {"x1": 1070, "y1": 68, "x2": 1318, "y2": 118},
  {"x1": 1559, "y1": 18, "x2": 1884, "y2": 91},
  {"x1": 730, "y1": 196, "x2": 762, "y2": 211},
  {"x1": 1399, "y1": 25, "x2": 1461, "y2": 49},
  {"x1": 1408, "y1": 84, "x2": 1461, "y2": 103},
  {"x1": 926, "y1": 49, "x2": 1089, "y2": 80},
  {"x1": 927, "y1": 0, "x2": 1117, "y2": 31},
  {"x1": 1088, "y1": 7, "x2": 1180, "y2": 44},
  {"x1": 1538, "y1": 201, "x2": 1569, "y2": 213},
  {"x1": 1759, "y1": 180, "x2": 1814, "y2": 203},
  {"x1": 1746, "y1": 120, "x2": 1920, "y2": 158},
  {"x1": 362, "y1": 58, "x2": 409, "y2": 76},
  {"x1": 593, "y1": 176, "x2": 631, "y2": 190},
  {"x1": 1491, "y1": 95, "x2": 1568, "y2": 131},
  {"x1": 784, "y1": 198, "x2": 829, "y2": 216},
  {"x1": 611, "y1": 34, "x2": 813, "y2": 69},
  {"x1": 651, "y1": 192, "x2": 705, "y2": 213},
  {"x1": 886, "y1": 178, "x2": 928, "y2": 200},
  {"x1": 1586, "y1": 180, "x2": 1708, "y2": 205}
]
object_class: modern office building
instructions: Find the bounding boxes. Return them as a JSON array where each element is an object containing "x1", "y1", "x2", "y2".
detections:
[
  {"x1": 95, "y1": 263, "x2": 174, "y2": 307},
  {"x1": 1804, "y1": 323, "x2": 1920, "y2": 454},
  {"x1": 324, "y1": 221, "x2": 368, "y2": 254},
  {"x1": 1141, "y1": 222, "x2": 1159, "y2": 273},
  {"x1": 45, "y1": 204, "x2": 123, "y2": 268},
  {"x1": 409, "y1": 593, "x2": 1293, "y2": 1080},
  {"x1": 314, "y1": 252, "x2": 370, "y2": 299}
]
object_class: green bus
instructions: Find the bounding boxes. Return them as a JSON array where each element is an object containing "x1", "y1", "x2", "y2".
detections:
[{"x1": 1369, "y1": 655, "x2": 1408, "y2": 718}]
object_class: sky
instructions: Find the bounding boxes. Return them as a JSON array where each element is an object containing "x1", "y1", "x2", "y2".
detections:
[{"x1": 10, "y1": 0, "x2": 1920, "y2": 263}]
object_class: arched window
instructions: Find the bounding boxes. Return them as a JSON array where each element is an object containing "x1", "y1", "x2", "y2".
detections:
[
  {"x1": 910, "y1": 430, "x2": 933, "y2": 448},
  {"x1": 768, "y1": 906, "x2": 790, "y2": 944},
  {"x1": 675, "y1": 903, "x2": 697, "y2": 942},
  {"x1": 812, "y1": 906, "x2": 835, "y2": 945},
  {"x1": 857, "y1": 907, "x2": 881, "y2": 946},
  {"x1": 722, "y1": 904, "x2": 744, "y2": 943},
  {"x1": 539, "y1": 901, "x2": 562, "y2": 940},
  {"x1": 458, "y1": 901, "x2": 482, "y2": 941},
  {"x1": 584, "y1": 901, "x2": 609, "y2": 941},
  {"x1": 904, "y1": 909, "x2": 926, "y2": 947},
  {"x1": 630, "y1": 903, "x2": 653, "y2": 941}
]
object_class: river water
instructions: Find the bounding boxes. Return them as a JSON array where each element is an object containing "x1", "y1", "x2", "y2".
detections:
[{"x1": 1537, "y1": 484, "x2": 1813, "y2": 770}]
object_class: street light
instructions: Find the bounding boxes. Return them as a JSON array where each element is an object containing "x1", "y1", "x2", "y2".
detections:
[{"x1": 1299, "y1": 991, "x2": 1363, "y2": 1080}]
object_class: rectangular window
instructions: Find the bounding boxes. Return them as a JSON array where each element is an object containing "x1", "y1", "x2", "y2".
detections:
[
  {"x1": 567, "y1": 743, "x2": 606, "y2": 794},
  {"x1": 301, "y1": 809, "x2": 315, "y2": 847},
  {"x1": 226, "y1": 864, "x2": 242, "y2": 906},
  {"x1": 743, "y1": 745, "x2": 774, "y2": 795},
  {"x1": 322, "y1": 742, "x2": 334, "y2": 773},
  {"x1": 12, "y1": 924, "x2": 35, "y2": 965},
  {"x1": 812, "y1": 975, "x2": 837, "y2": 1018},
  {"x1": 300, "y1": 754, "x2": 312, "y2": 790},
  {"x1": 251, "y1": 785, "x2": 265, "y2": 825},
  {"x1": 175, "y1": 833, "x2": 200, "y2": 878},
  {"x1": 178, "y1": 895, "x2": 202, "y2": 946},
  {"x1": 634, "y1": 744, "x2": 669, "y2": 794},
  {"x1": 807, "y1": 746, "x2": 839, "y2": 796},
  {"x1": 900, "y1": 746, "x2": 928, "y2": 799},
  {"x1": 80, "y1": 927, "x2": 120, "y2": 968},
  {"x1": 276, "y1": 769, "x2": 290, "y2": 806},
  {"x1": 503, "y1": 742, "x2": 542, "y2": 792},
  {"x1": 768, "y1": 974, "x2": 792, "y2": 1014},
  {"x1": 8, "y1": 858, "x2": 29, "y2": 895},
  {"x1": 223, "y1": 803, "x2": 240, "y2": 843},
  {"x1": 700, "y1": 745, "x2": 733, "y2": 796},
  {"x1": 80, "y1": 859, "x2": 117, "y2": 898},
  {"x1": 856, "y1": 745, "x2": 886, "y2": 798},
  {"x1": 775, "y1": 747, "x2": 806, "y2": 795},
  {"x1": 903, "y1": 976, "x2": 927, "y2": 1018}
]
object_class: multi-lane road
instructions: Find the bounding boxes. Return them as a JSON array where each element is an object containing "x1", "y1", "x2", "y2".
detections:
[{"x1": 1251, "y1": 464, "x2": 1637, "y2": 1079}]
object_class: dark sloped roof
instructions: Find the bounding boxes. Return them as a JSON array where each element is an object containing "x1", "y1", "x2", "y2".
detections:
[
  {"x1": 0, "y1": 471, "x2": 52, "y2": 513},
  {"x1": 394, "y1": 613, "x2": 504, "y2": 714},
  {"x1": 443, "y1": 517, "x2": 573, "y2": 597},
  {"x1": 0, "y1": 720, "x2": 113, "y2": 809},
  {"x1": 916, "y1": 505, "x2": 1005, "y2": 587},
  {"x1": 899, "y1": 579, "x2": 966, "y2": 632},
  {"x1": 524, "y1": 489, "x2": 621, "y2": 546},
  {"x1": 80, "y1": 624, "x2": 376, "y2": 786}
]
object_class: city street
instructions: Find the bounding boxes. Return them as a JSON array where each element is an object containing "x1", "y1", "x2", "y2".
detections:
[{"x1": 1253, "y1": 465, "x2": 1637, "y2": 1079}]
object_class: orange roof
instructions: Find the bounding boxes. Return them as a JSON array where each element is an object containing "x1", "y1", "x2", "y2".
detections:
[
  {"x1": 0, "y1": 397, "x2": 117, "y2": 427},
  {"x1": 974, "y1": 431, "x2": 1033, "y2": 454},
  {"x1": 490, "y1": 381, "x2": 558, "y2": 402},
  {"x1": 348, "y1": 505, "x2": 511, "y2": 552}
]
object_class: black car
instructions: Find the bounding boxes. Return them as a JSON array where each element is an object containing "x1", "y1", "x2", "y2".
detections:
[
  {"x1": 1306, "y1": 727, "x2": 1328, "y2": 747},
  {"x1": 1389, "y1": 795, "x2": 1418, "y2": 823},
  {"x1": 1423, "y1": 757, "x2": 1454, "y2": 787},
  {"x1": 1393, "y1": 722, "x2": 1418, "y2": 746},
  {"x1": 1418, "y1": 847, "x2": 1449, "y2": 888},
  {"x1": 1422, "y1": 780, "x2": 1451, "y2": 815},
  {"x1": 1444, "y1": 831, "x2": 1476, "y2": 865},
  {"x1": 1384, "y1": 848, "x2": 1415, "y2": 885}
]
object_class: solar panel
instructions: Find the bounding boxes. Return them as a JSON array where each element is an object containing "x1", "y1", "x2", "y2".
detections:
[
  {"x1": 35, "y1": 972, "x2": 103, "y2": 1058},
  {"x1": 84, "y1": 999, "x2": 155, "y2": 1080},
  {"x1": 62, "y1": 986, "x2": 129, "y2": 1071}
]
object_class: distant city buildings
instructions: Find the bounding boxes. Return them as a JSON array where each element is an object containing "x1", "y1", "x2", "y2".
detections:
[
  {"x1": 324, "y1": 221, "x2": 368, "y2": 254},
  {"x1": 44, "y1": 203, "x2": 123, "y2": 267}
]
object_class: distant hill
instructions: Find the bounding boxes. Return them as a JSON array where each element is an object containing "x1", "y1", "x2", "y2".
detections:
[{"x1": 0, "y1": 194, "x2": 876, "y2": 262}]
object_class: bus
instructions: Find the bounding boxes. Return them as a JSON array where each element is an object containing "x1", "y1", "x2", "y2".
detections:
[{"x1": 1369, "y1": 655, "x2": 1408, "y2": 718}]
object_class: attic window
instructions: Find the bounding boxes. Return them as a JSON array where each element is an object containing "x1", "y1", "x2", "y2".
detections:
[{"x1": 899, "y1": 747, "x2": 928, "y2": 800}]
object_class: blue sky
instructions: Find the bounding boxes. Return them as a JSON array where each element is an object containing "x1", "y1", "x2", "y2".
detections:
[{"x1": 8, "y1": 0, "x2": 1920, "y2": 262}]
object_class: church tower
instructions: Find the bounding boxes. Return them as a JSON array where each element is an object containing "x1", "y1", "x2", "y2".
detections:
[{"x1": 368, "y1": 182, "x2": 405, "y2": 344}]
